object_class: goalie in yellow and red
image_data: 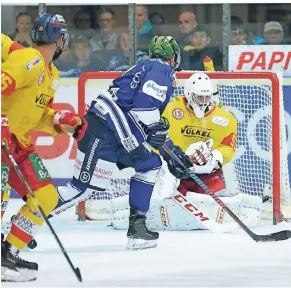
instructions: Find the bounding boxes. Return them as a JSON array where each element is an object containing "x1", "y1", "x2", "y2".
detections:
[
  {"x1": 1, "y1": 13, "x2": 87, "y2": 282},
  {"x1": 164, "y1": 72, "x2": 237, "y2": 196},
  {"x1": 148, "y1": 72, "x2": 263, "y2": 230}
]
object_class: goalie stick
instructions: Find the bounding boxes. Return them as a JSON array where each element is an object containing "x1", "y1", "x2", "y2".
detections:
[
  {"x1": 163, "y1": 144, "x2": 291, "y2": 242},
  {"x1": 2, "y1": 142, "x2": 82, "y2": 282}
]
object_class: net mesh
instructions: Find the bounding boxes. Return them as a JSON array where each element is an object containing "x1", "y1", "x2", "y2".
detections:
[{"x1": 83, "y1": 73, "x2": 291, "y2": 221}]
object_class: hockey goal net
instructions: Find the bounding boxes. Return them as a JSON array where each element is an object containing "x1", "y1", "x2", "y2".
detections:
[{"x1": 76, "y1": 71, "x2": 291, "y2": 224}]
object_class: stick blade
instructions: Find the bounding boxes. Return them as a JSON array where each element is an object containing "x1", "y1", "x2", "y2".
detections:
[
  {"x1": 255, "y1": 230, "x2": 291, "y2": 242},
  {"x1": 75, "y1": 267, "x2": 82, "y2": 282}
]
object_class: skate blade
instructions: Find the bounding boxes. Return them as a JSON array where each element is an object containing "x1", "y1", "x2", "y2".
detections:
[
  {"x1": 127, "y1": 238, "x2": 157, "y2": 250},
  {"x1": 1, "y1": 266, "x2": 37, "y2": 282}
]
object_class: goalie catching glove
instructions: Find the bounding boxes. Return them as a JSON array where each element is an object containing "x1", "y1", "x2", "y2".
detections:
[
  {"x1": 146, "y1": 117, "x2": 170, "y2": 149},
  {"x1": 186, "y1": 139, "x2": 223, "y2": 174},
  {"x1": 53, "y1": 110, "x2": 88, "y2": 141}
]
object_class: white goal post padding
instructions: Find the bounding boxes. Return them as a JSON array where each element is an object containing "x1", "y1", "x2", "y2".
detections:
[{"x1": 77, "y1": 71, "x2": 291, "y2": 224}]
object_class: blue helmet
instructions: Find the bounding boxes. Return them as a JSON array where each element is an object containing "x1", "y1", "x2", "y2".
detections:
[{"x1": 32, "y1": 12, "x2": 69, "y2": 46}]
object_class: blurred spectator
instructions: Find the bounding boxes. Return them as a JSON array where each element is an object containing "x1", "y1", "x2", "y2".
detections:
[
  {"x1": 70, "y1": 9, "x2": 95, "y2": 42},
  {"x1": 56, "y1": 37, "x2": 106, "y2": 76},
  {"x1": 135, "y1": 5, "x2": 155, "y2": 52},
  {"x1": 106, "y1": 30, "x2": 149, "y2": 71},
  {"x1": 9, "y1": 12, "x2": 33, "y2": 47},
  {"x1": 287, "y1": 13, "x2": 291, "y2": 39},
  {"x1": 285, "y1": 12, "x2": 291, "y2": 42},
  {"x1": 91, "y1": 7, "x2": 119, "y2": 51},
  {"x1": 177, "y1": 11, "x2": 197, "y2": 49},
  {"x1": 149, "y1": 12, "x2": 165, "y2": 36},
  {"x1": 180, "y1": 25, "x2": 222, "y2": 71},
  {"x1": 231, "y1": 16, "x2": 247, "y2": 45},
  {"x1": 262, "y1": 21, "x2": 289, "y2": 44},
  {"x1": 231, "y1": 16, "x2": 264, "y2": 45}
]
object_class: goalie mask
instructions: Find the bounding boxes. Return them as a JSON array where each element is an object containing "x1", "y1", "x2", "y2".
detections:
[{"x1": 184, "y1": 72, "x2": 214, "y2": 118}]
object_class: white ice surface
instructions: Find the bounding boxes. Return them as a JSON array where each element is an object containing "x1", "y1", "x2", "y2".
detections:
[{"x1": 2, "y1": 199, "x2": 291, "y2": 287}]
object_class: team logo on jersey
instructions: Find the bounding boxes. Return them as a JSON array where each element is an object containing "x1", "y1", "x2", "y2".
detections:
[
  {"x1": 212, "y1": 116, "x2": 229, "y2": 127},
  {"x1": 172, "y1": 108, "x2": 184, "y2": 120},
  {"x1": 26, "y1": 56, "x2": 41, "y2": 70},
  {"x1": 35, "y1": 94, "x2": 51, "y2": 108},
  {"x1": 142, "y1": 80, "x2": 167, "y2": 102},
  {"x1": 130, "y1": 71, "x2": 142, "y2": 89},
  {"x1": 38, "y1": 72, "x2": 44, "y2": 85},
  {"x1": 80, "y1": 171, "x2": 91, "y2": 183},
  {"x1": 181, "y1": 125, "x2": 212, "y2": 138}
]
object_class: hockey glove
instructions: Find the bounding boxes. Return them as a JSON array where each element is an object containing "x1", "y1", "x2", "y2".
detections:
[
  {"x1": 191, "y1": 150, "x2": 223, "y2": 174},
  {"x1": 164, "y1": 146, "x2": 193, "y2": 179},
  {"x1": 53, "y1": 110, "x2": 88, "y2": 141},
  {"x1": 146, "y1": 117, "x2": 170, "y2": 149},
  {"x1": 185, "y1": 139, "x2": 213, "y2": 165}
]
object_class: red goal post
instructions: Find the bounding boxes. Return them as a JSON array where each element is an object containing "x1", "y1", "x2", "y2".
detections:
[{"x1": 77, "y1": 71, "x2": 290, "y2": 224}]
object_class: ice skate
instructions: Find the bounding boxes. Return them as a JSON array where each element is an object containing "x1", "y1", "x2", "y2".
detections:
[
  {"x1": 127, "y1": 208, "x2": 159, "y2": 250},
  {"x1": 1, "y1": 241, "x2": 38, "y2": 282}
]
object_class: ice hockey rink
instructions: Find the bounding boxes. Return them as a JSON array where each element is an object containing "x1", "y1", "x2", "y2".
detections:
[{"x1": 2, "y1": 199, "x2": 291, "y2": 287}]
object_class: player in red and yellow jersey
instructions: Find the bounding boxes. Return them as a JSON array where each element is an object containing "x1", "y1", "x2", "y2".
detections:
[
  {"x1": 162, "y1": 72, "x2": 237, "y2": 196},
  {"x1": 1, "y1": 13, "x2": 87, "y2": 282},
  {"x1": 1, "y1": 34, "x2": 23, "y2": 235}
]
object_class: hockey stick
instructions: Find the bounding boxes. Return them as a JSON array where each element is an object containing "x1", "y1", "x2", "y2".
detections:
[
  {"x1": 2, "y1": 142, "x2": 82, "y2": 282},
  {"x1": 163, "y1": 144, "x2": 291, "y2": 242}
]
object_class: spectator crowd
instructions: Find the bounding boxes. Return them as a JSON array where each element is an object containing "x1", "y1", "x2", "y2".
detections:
[{"x1": 7, "y1": 5, "x2": 291, "y2": 76}]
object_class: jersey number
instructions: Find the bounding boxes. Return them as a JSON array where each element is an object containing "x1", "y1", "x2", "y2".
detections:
[{"x1": 1, "y1": 72, "x2": 16, "y2": 95}]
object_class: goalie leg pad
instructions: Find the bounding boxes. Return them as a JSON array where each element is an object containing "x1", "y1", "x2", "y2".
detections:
[
  {"x1": 237, "y1": 193, "x2": 262, "y2": 227},
  {"x1": 186, "y1": 192, "x2": 262, "y2": 228},
  {"x1": 146, "y1": 192, "x2": 262, "y2": 231}
]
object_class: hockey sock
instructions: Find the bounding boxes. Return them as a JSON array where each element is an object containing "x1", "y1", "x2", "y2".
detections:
[
  {"x1": 1, "y1": 184, "x2": 11, "y2": 218},
  {"x1": 6, "y1": 184, "x2": 58, "y2": 250}
]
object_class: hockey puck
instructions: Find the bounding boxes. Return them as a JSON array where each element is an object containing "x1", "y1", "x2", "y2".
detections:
[{"x1": 262, "y1": 195, "x2": 271, "y2": 203}]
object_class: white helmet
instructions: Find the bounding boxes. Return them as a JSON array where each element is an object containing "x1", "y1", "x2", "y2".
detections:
[{"x1": 184, "y1": 72, "x2": 214, "y2": 118}]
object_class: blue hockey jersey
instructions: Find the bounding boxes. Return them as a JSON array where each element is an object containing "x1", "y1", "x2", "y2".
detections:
[
  {"x1": 112, "y1": 59, "x2": 175, "y2": 116},
  {"x1": 89, "y1": 59, "x2": 176, "y2": 152}
]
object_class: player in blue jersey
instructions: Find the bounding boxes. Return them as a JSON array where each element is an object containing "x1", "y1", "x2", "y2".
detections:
[{"x1": 50, "y1": 36, "x2": 192, "y2": 250}]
